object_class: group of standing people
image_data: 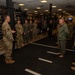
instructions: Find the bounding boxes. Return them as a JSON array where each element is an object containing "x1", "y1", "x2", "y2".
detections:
[
  {"x1": 15, "y1": 19, "x2": 38, "y2": 49},
  {"x1": 1, "y1": 15, "x2": 75, "y2": 71},
  {"x1": 57, "y1": 16, "x2": 75, "y2": 70},
  {"x1": 2, "y1": 15, "x2": 38, "y2": 64},
  {"x1": 1, "y1": 15, "x2": 50, "y2": 64},
  {"x1": 15, "y1": 19, "x2": 51, "y2": 49},
  {"x1": 2, "y1": 15, "x2": 47, "y2": 64}
]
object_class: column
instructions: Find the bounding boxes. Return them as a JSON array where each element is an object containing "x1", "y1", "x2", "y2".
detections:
[
  {"x1": 6, "y1": 0, "x2": 14, "y2": 29},
  {"x1": 49, "y1": 3, "x2": 52, "y2": 20}
]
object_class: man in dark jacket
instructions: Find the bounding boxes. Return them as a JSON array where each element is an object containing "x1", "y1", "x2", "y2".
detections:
[{"x1": 48, "y1": 20, "x2": 53, "y2": 39}]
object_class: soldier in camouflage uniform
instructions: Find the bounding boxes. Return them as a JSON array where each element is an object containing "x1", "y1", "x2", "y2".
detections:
[
  {"x1": 57, "y1": 17, "x2": 69, "y2": 58},
  {"x1": 15, "y1": 20, "x2": 24, "y2": 48},
  {"x1": 23, "y1": 20, "x2": 30, "y2": 43},
  {"x1": 29, "y1": 20, "x2": 33, "y2": 41},
  {"x1": 33, "y1": 20, "x2": 38, "y2": 37},
  {"x1": 2, "y1": 16, "x2": 15, "y2": 64},
  {"x1": 67, "y1": 21, "x2": 73, "y2": 40}
]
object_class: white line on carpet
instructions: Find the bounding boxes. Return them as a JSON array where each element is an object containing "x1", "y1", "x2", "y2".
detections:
[
  {"x1": 25, "y1": 69, "x2": 42, "y2": 75},
  {"x1": 47, "y1": 51, "x2": 60, "y2": 55},
  {"x1": 31, "y1": 43, "x2": 73, "y2": 52},
  {"x1": 38, "y1": 58, "x2": 52, "y2": 63}
]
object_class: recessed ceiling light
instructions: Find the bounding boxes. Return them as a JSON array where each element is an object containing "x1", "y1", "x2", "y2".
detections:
[
  {"x1": 53, "y1": 13, "x2": 56, "y2": 15},
  {"x1": 35, "y1": 13, "x2": 38, "y2": 14},
  {"x1": 36, "y1": 7, "x2": 41, "y2": 10},
  {"x1": 41, "y1": 13, "x2": 43, "y2": 15},
  {"x1": 58, "y1": 9, "x2": 62, "y2": 11},
  {"x1": 24, "y1": 8, "x2": 28, "y2": 11},
  {"x1": 65, "y1": 13, "x2": 70, "y2": 15},
  {"x1": 52, "y1": 6, "x2": 57, "y2": 8},
  {"x1": 57, "y1": 14, "x2": 59, "y2": 16},
  {"x1": 40, "y1": 0, "x2": 47, "y2": 3},
  {"x1": 45, "y1": 10, "x2": 49, "y2": 12},
  {"x1": 34, "y1": 11, "x2": 38, "y2": 13},
  {"x1": 63, "y1": 11, "x2": 66, "y2": 13},
  {"x1": 65, "y1": 13, "x2": 68, "y2": 14},
  {"x1": 19, "y1": 4, "x2": 24, "y2": 6}
]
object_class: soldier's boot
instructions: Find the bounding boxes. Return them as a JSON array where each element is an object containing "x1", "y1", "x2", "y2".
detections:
[
  {"x1": 72, "y1": 62, "x2": 75, "y2": 65},
  {"x1": 71, "y1": 67, "x2": 75, "y2": 70},
  {"x1": 5, "y1": 59, "x2": 15, "y2": 64}
]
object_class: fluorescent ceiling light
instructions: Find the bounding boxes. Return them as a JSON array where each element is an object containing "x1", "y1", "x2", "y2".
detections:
[
  {"x1": 41, "y1": 13, "x2": 43, "y2": 15},
  {"x1": 24, "y1": 8, "x2": 28, "y2": 11},
  {"x1": 45, "y1": 10, "x2": 49, "y2": 12},
  {"x1": 65, "y1": 13, "x2": 68, "y2": 14},
  {"x1": 58, "y1": 9, "x2": 62, "y2": 11},
  {"x1": 53, "y1": 13, "x2": 56, "y2": 15},
  {"x1": 63, "y1": 11, "x2": 66, "y2": 13},
  {"x1": 36, "y1": 7, "x2": 41, "y2": 10},
  {"x1": 52, "y1": 6, "x2": 57, "y2": 8},
  {"x1": 66, "y1": 13, "x2": 70, "y2": 15},
  {"x1": 19, "y1": 4, "x2": 24, "y2": 6},
  {"x1": 35, "y1": 13, "x2": 38, "y2": 14},
  {"x1": 40, "y1": 0, "x2": 47, "y2": 3},
  {"x1": 57, "y1": 14, "x2": 59, "y2": 16},
  {"x1": 34, "y1": 11, "x2": 38, "y2": 13}
]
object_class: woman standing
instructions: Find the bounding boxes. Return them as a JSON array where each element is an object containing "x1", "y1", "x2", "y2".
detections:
[{"x1": 15, "y1": 20, "x2": 24, "y2": 49}]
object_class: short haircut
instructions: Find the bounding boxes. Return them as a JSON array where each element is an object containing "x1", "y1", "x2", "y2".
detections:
[
  {"x1": 58, "y1": 16, "x2": 65, "y2": 20},
  {"x1": 17, "y1": 19, "x2": 21, "y2": 21},
  {"x1": 5, "y1": 15, "x2": 10, "y2": 20}
]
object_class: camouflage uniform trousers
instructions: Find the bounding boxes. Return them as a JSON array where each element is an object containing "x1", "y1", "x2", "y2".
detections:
[
  {"x1": 24, "y1": 33, "x2": 29, "y2": 43},
  {"x1": 3, "y1": 37, "x2": 13, "y2": 60},
  {"x1": 58, "y1": 40, "x2": 66, "y2": 55},
  {"x1": 16, "y1": 34, "x2": 23, "y2": 48},
  {"x1": 29, "y1": 31, "x2": 33, "y2": 40},
  {"x1": 33, "y1": 29, "x2": 37, "y2": 38}
]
